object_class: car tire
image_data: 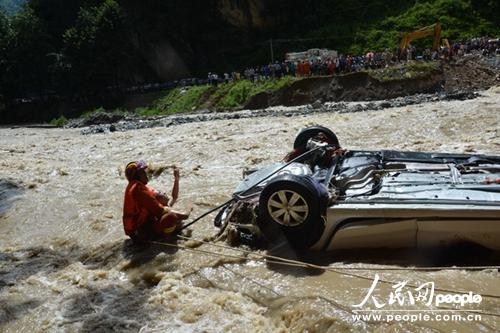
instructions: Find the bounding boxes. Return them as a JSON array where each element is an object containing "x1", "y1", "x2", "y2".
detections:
[
  {"x1": 293, "y1": 126, "x2": 340, "y2": 150},
  {"x1": 258, "y1": 174, "x2": 327, "y2": 248}
]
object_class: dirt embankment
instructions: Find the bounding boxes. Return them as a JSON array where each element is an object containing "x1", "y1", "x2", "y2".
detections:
[
  {"x1": 245, "y1": 71, "x2": 443, "y2": 109},
  {"x1": 443, "y1": 54, "x2": 500, "y2": 93},
  {"x1": 245, "y1": 55, "x2": 500, "y2": 109}
]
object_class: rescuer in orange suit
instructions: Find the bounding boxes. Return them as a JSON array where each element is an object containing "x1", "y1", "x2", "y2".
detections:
[{"x1": 123, "y1": 160, "x2": 192, "y2": 242}]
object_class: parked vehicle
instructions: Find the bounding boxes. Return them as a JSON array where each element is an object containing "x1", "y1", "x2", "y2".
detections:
[{"x1": 215, "y1": 126, "x2": 500, "y2": 250}]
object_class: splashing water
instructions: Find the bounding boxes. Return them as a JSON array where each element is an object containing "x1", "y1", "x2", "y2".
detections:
[{"x1": 1, "y1": 87, "x2": 500, "y2": 332}]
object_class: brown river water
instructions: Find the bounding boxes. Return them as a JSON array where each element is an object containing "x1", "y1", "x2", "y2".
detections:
[{"x1": 1, "y1": 86, "x2": 500, "y2": 332}]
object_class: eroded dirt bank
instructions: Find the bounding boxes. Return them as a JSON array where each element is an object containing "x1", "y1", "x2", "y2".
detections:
[
  {"x1": 245, "y1": 55, "x2": 499, "y2": 109},
  {"x1": 245, "y1": 70, "x2": 444, "y2": 109},
  {"x1": 1, "y1": 86, "x2": 500, "y2": 332}
]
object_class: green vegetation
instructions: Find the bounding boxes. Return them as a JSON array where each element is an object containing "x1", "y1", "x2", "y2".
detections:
[
  {"x1": 368, "y1": 61, "x2": 440, "y2": 81},
  {"x1": 216, "y1": 76, "x2": 296, "y2": 108},
  {"x1": 350, "y1": 0, "x2": 500, "y2": 54},
  {"x1": 132, "y1": 76, "x2": 296, "y2": 117},
  {"x1": 0, "y1": 0, "x2": 498, "y2": 123},
  {"x1": 73, "y1": 62, "x2": 440, "y2": 118},
  {"x1": 49, "y1": 115, "x2": 67, "y2": 126},
  {"x1": 152, "y1": 85, "x2": 212, "y2": 115},
  {"x1": 80, "y1": 106, "x2": 106, "y2": 119},
  {"x1": 62, "y1": 0, "x2": 138, "y2": 93}
]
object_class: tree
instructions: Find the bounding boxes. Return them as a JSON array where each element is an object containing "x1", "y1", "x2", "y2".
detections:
[
  {"x1": 0, "y1": 12, "x2": 12, "y2": 69},
  {"x1": 4, "y1": 6, "x2": 53, "y2": 100},
  {"x1": 62, "y1": 0, "x2": 137, "y2": 94},
  {"x1": 29, "y1": 0, "x2": 84, "y2": 48},
  {"x1": 0, "y1": 11, "x2": 12, "y2": 102}
]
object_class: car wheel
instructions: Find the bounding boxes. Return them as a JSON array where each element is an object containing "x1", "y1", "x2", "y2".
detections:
[
  {"x1": 293, "y1": 126, "x2": 340, "y2": 150},
  {"x1": 258, "y1": 174, "x2": 326, "y2": 248}
]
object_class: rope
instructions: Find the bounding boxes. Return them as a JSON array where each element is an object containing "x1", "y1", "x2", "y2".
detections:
[
  {"x1": 149, "y1": 239, "x2": 308, "y2": 269},
  {"x1": 149, "y1": 237, "x2": 500, "y2": 302},
  {"x1": 180, "y1": 199, "x2": 234, "y2": 230},
  {"x1": 176, "y1": 235, "x2": 500, "y2": 272},
  {"x1": 221, "y1": 264, "x2": 356, "y2": 315},
  {"x1": 179, "y1": 144, "x2": 333, "y2": 230},
  {"x1": 143, "y1": 142, "x2": 500, "y2": 319},
  {"x1": 221, "y1": 265, "x2": 281, "y2": 296},
  {"x1": 218, "y1": 266, "x2": 500, "y2": 323},
  {"x1": 146, "y1": 236, "x2": 500, "y2": 317}
]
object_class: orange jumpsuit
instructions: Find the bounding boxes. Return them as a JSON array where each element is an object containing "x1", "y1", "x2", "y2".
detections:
[{"x1": 123, "y1": 180, "x2": 176, "y2": 240}]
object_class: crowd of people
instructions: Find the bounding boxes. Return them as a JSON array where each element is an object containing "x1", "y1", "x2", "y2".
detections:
[
  {"x1": 10, "y1": 37, "x2": 499, "y2": 105},
  {"x1": 207, "y1": 36, "x2": 499, "y2": 85},
  {"x1": 96, "y1": 36, "x2": 500, "y2": 94},
  {"x1": 117, "y1": 36, "x2": 499, "y2": 92}
]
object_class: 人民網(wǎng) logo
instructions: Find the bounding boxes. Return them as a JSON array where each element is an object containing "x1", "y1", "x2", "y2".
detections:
[{"x1": 353, "y1": 274, "x2": 482, "y2": 309}]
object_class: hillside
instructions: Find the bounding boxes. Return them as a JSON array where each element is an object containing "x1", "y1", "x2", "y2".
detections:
[{"x1": 0, "y1": 0, "x2": 499, "y2": 122}]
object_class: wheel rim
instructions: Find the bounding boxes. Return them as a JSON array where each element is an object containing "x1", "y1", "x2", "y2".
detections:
[{"x1": 267, "y1": 190, "x2": 309, "y2": 226}]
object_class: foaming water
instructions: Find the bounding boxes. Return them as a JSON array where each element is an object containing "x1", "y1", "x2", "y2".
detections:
[{"x1": 1, "y1": 87, "x2": 500, "y2": 332}]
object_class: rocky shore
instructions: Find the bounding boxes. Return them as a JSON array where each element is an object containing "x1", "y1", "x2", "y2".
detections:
[{"x1": 70, "y1": 91, "x2": 480, "y2": 135}]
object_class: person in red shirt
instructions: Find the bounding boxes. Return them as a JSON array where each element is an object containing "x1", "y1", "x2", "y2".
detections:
[
  {"x1": 303, "y1": 60, "x2": 311, "y2": 76},
  {"x1": 123, "y1": 160, "x2": 192, "y2": 242}
]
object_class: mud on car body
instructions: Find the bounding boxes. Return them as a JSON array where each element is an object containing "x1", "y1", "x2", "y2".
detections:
[{"x1": 214, "y1": 126, "x2": 500, "y2": 250}]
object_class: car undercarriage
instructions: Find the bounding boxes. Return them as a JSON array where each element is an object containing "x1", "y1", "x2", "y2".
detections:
[{"x1": 214, "y1": 126, "x2": 500, "y2": 250}]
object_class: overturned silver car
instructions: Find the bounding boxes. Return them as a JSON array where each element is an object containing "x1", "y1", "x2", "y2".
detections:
[{"x1": 215, "y1": 126, "x2": 500, "y2": 250}]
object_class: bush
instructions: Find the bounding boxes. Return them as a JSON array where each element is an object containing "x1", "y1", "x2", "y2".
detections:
[
  {"x1": 80, "y1": 106, "x2": 105, "y2": 119},
  {"x1": 216, "y1": 76, "x2": 296, "y2": 108},
  {"x1": 135, "y1": 106, "x2": 160, "y2": 117},
  {"x1": 216, "y1": 80, "x2": 253, "y2": 108},
  {"x1": 153, "y1": 85, "x2": 211, "y2": 115},
  {"x1": 367, "y1": 61, "x2": 439, "y2": 81},
  {"x1": 50, "y1": 115, "x2": 67, "y2": 126},
  {"x1": 129, "y1": 76, "x2": 298, "y2": 116}
]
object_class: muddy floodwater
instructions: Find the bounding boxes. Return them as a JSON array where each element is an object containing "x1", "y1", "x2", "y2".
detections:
[{"x1": 1, "y1": 87, "x2": 500, "y2": 332}]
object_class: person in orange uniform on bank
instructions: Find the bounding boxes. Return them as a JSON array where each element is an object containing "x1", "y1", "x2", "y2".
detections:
[{"x1": 123, "y1": 160, "x2": 192, "y2": 242}]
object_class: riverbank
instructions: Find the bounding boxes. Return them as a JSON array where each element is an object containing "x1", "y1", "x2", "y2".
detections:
[
  {"x1": 67, "y1": 54, "x2": 500, "y2": 128},
  {"x1": 3, "y1": 53, "x2": 499, "y2": 126},
  {"x1": 70, "y1": 91, "x2": 480, "y2": 135}
]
